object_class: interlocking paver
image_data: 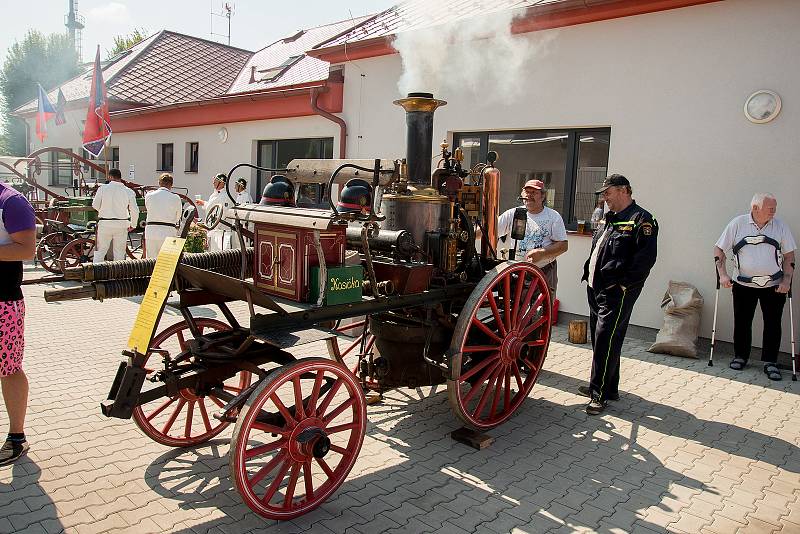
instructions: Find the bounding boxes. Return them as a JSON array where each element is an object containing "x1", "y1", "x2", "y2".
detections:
[{"x1": 0, "y1": 277, "x2": 798, "y2": 533}]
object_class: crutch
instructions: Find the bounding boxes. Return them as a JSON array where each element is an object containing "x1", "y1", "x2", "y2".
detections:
[
  {"x1": 709, "y1": 257, "x2": 722, "y2": 367},
  {"x1": 789, "y1": 262, "x2": 797, "y2": 381}
]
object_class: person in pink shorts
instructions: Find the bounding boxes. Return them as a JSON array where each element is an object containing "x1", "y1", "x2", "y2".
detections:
[{"x1": 0, "y1": 181, "x2": 36, "y2": 466}]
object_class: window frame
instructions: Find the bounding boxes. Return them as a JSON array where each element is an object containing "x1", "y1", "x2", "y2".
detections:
[
  {"x1": 185, "y1": 142, "x2": 199, "y2": 173},
  {"x1": 157, "y1": 143, "x2": 174, "y2": 172},
  {"x1": 256, "y1": 137, "x2": 334, "y2": 203},
  {"x1": 453, "y1": 127, "x2": 611, "y2": 230}
]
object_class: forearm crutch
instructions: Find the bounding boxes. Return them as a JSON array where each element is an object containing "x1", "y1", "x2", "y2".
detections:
[
  {"x1": 789, "y1": 262, "x2": 796, "y2": 381},
  {"x1": 709, "y1": 257, "x2": 721, "y2": 367}
]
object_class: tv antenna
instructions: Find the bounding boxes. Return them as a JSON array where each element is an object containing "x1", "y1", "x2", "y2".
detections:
[{"x1": 211, "y1": 1, "x2": 235, "y2": 45}]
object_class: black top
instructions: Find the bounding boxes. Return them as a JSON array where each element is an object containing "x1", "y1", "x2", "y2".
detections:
[
  {"x1": 582, "y1": 200, "x2": 658, "y2": 290},
  {"x1": 0, "y1": 183, "x2": 36, "y2": 301}
]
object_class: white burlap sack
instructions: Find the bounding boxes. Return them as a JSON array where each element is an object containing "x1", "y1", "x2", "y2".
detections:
[{"x1": 648, "y1": 281, "x2": 704, "y2": 358}]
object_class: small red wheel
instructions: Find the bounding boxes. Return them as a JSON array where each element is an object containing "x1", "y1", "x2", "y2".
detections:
[
  {"x1": 36, "y1": 231, "x2": 70, "y2": 273},
  {"x1": 447, "y1": 262, "x2": 552, "y2": 430},
  {"x1": 325, "y1": 318, "x2": 380, "y2": 390},
  {"x1": 58, "y1": 237, "x2": 95, "y2": 272},
  {"x1": 132, "y1": 319, "x2": 252, "y2": 447},
  {"x1": 230, "y1": 358, "x2": 366, "y2": 520}
]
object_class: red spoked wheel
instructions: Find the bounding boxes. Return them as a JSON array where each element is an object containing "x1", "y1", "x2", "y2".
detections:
[
  {"x1": 230, "y1": 358, "x2": 366, "y2": 520},
  {"x1": 325, "y1": 318, "x2": 380, "y2": 390},
  {"x1": 58, "y1": 237, "x2": 95, "y2": 272},
  {"x1": 447, "y1": 262, "x2": 552, "y2": 430},
  {"x1": 132, "y1": 319, "x2": 252, "y2": 447},
  {"x1": 36, "y1": 231, "x2": 71, "y2": 273}
]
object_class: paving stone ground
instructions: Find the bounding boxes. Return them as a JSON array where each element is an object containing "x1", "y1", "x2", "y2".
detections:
[{"x1": 2, "y1": 266, "x2": 799, "y2": 533}]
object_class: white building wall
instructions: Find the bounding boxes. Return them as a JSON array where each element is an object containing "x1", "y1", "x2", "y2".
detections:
[
  {"x1": 114, "y1": 115, "x2": 340, "y2": 201},
  {"x1": 340, "y1": 0, "x2": 800, "y2": 352}
]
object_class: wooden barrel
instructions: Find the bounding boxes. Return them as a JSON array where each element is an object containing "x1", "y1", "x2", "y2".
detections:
[{"x1": 568, "y1": 320, "x2": 588, "y2": 344}]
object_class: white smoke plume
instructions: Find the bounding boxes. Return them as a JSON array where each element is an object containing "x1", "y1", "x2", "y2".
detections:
[{"x1": 392, "y1": 1, "x2": 556, "y2": 104}]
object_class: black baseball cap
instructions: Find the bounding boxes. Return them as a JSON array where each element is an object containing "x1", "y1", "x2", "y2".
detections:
[{"x1": 596, "y1": 174, "x2": 630, "y2": 193}]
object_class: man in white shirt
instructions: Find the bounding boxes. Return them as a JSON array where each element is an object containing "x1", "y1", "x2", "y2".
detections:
[
  {"x1": 497, "y1": 179, "x2": 568, "y2": 297},
  {"x1": 91, "y1": 168, "x2": 139, "y2": 263},
  {"x1": 196, "y1": 173, "x2": 233, "y2": 252},
  {"x1": 144, "y1": 173, "x2": 182, "y2": 258},
  {"x1": 234, "y1": 178, "x2": 254, "y2": 205},
  {"x1": 714, "y1": 192, "x2": 796, "y2": 380}
]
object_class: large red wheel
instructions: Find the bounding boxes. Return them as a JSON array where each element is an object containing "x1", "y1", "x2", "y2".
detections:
[
  {"x1": 36, "y1": 231, "x2": 70, "y2": 273},
  {"x1": 447, "y1": 262, "x2": 552, "y2": 430},
  {"x1": 58, "y1": 237, "x2": 95, "y2": 272},
  {"x1": 230, "y1": 358, "x2": 366, "y2": 520},
  {"x1": 132, "y1": 319, "x2": 252, "y2": 447},
  {"x1": 325, "y1": 318, "x2": 380, "y2": 390}
]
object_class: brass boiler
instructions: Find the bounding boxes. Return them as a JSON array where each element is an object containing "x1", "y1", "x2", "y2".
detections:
[
  {"x1": 380, "y1": 191, "x2": 450, "y2": 248},
  {"x1": 481, "y1": 164, "x2": 501, "y2": 259}
]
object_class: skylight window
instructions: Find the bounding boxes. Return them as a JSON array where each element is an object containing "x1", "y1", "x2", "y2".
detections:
[{"x1": 257, "y1": 55, "x2": 303, "y2": 83}]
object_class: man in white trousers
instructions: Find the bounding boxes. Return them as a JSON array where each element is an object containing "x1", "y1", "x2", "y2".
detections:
[
  {"x1": 144, "y1": 173, "x2": 182, "y2": 258},
  {"x1": 92, "y1": 168, "x2": 139, "y2": 263},
  {"x1": 196, "y1": 173, "x2": 232, "y2": 252}
]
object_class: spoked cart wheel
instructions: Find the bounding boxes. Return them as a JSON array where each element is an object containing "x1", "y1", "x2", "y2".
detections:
[
  {"x1": 36, "y1": 231, "x2": 71, "y2": 273},
  {"x1": 230, "y1": 358, "x2": 366, "y2": 520},
  {"x1": 326, "y1": 318, "x2": 381, "y2": 391},
  {"x1": 447, "y1": 262, "x2": 553, "y2": 430},
  {"x1": 58, "y1": 237, "x2": 95, "y2": 272},
  {"x1": 132, "y1": 319, "x2": 252, "y2": 447}
]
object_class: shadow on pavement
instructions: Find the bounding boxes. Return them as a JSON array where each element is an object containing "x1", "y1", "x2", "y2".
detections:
[
  {"x1": 0, "y1": 460, "x2": 64, "y2": 533},
  {"x1": 138, "y1": 372, "x2": 798, "y2": 534}
]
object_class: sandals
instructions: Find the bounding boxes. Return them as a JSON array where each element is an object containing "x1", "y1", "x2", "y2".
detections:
[
  {"x1": 764, "y1": 364, "x2": 782, "y2": 381},
  {"x1": 730, "y1": 358, "x2": 747, "y2": 370}
]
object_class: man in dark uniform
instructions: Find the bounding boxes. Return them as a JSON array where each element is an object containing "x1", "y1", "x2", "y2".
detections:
[{"x1": 580, "y1": 174, "x2": 658, "y2": 414}]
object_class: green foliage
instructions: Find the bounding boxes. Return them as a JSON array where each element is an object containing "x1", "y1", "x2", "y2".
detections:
[
  {"x1": 184, "y1": 224, "x2": 208, "y2": 253},
  {"x1": 107, "y1": 28, "x2": 148, "y2": 59},
  {"x1": 0, "y1": 31, "x2": 81, "y2": 156}
]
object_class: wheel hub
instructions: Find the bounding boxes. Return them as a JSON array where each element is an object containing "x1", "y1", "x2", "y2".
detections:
[
  {"x1": 289, "y1": 418, "x2": 328, "y2": 461},
  {"x1": 500, "y1": 331, "x2": 524, "y2": 365}
]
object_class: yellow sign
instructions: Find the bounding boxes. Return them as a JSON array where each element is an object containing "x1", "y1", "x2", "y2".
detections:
[{"x1": 127, "y1": 237, "x2": 186, "y2": 353}]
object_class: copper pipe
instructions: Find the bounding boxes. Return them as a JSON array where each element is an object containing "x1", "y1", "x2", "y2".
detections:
[{"x1": 311, "y1": 86, "x2": 346, "y2": 158}]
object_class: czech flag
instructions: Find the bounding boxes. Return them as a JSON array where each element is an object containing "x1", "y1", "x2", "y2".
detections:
[
  {"x1": 82, "y1": 45, "x2": 112, "y2": 157},
  {"x1": 35, "y1": 84, "x2": 56, "y2": 142}
]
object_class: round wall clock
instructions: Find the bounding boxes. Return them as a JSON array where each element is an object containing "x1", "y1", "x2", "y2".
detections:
[
  {"x1": 218, "y1": 126, "x2": 229, "y2": 143},
  {"x1": 744, "y1": 90, "x2": 781, "y2": 124}
]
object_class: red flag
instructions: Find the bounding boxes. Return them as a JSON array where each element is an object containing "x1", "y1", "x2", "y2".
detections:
[
  {"x1": 82, "y1": 46, "x2": 112, "y2": 157},
  {"x1": 35, "y1": 84, "x2": 56, "y2": 142}
]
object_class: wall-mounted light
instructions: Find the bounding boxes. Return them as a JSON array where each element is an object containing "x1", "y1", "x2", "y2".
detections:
[{"x1": 744, "y1": 90, "x2": 781, "y2": 124}]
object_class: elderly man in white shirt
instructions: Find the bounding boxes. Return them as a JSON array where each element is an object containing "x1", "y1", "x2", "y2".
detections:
[
  {"x1": 91, "y1": 168, "x2": 139, "y2": 263},
  {"x1": 144, "y1": 173, "x2": 182, "y2": 258},
  {"x1": 714, "y1": 192, "x2": 796, "y2": 380}
]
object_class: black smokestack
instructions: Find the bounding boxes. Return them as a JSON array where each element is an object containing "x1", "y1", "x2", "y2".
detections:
[{"x1": 394, "y1": 93, "x2": 446, "y2": 187}]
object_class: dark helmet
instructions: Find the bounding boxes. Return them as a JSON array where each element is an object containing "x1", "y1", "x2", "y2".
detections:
[
  {"x1": 260, "y1": 175, "x2": 295, "y2": 206},
  {"x1": 337, "y1": 179, "x2": 372, "y2": 214}
]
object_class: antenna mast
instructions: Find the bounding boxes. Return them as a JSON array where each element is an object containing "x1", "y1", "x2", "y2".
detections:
[
  {"x1": 211, "y1": 2, "x2": 235, "y2": 45},
  {"x1": 65, "y1": 0, "x2": 86, "y2": 61}
]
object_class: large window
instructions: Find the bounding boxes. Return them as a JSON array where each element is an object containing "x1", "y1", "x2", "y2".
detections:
[
  {"x1": 256, "y1": 137, "x2": 333, "y2": 204},
  {"x1": 82, "y1": 146, "x2": 119, "y2": 180},
  {"x1": 157, "y1": 143, "x2": 174, "y2": 172},
  {"x1": 454, "y1": 129, "x2": 610, "y2": 228}
]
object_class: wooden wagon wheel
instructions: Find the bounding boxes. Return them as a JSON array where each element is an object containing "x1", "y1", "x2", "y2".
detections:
[
  {"x1": 36, "y1": 231, "x2": 71, "y2": 273},
  {"x1": 126, "y1": 232, "x2": 144, "y2": 259},
  {"x1": 325, "y1": 318, "x2": 380, "y2": 391},
  {"x1": 447, "y1": 262, "x2": 552, "y2": 430},
  {"x1": 230, "y1": 358, "x2": 366, "y2": 520},
  {"x1": 132, "y1": 319, "x2": 252, "y2": 447},
  {"x1": 58, "y1": 237, "x2": 95, "y2": 272}
]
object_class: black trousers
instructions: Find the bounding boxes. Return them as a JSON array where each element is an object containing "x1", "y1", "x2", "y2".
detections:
[
  {"x1": 732, "y1": 282, "x2": 786, "y2": 364},
  {"x1": 587, "y1": 284, "x2": 643, "y2": 402}
]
